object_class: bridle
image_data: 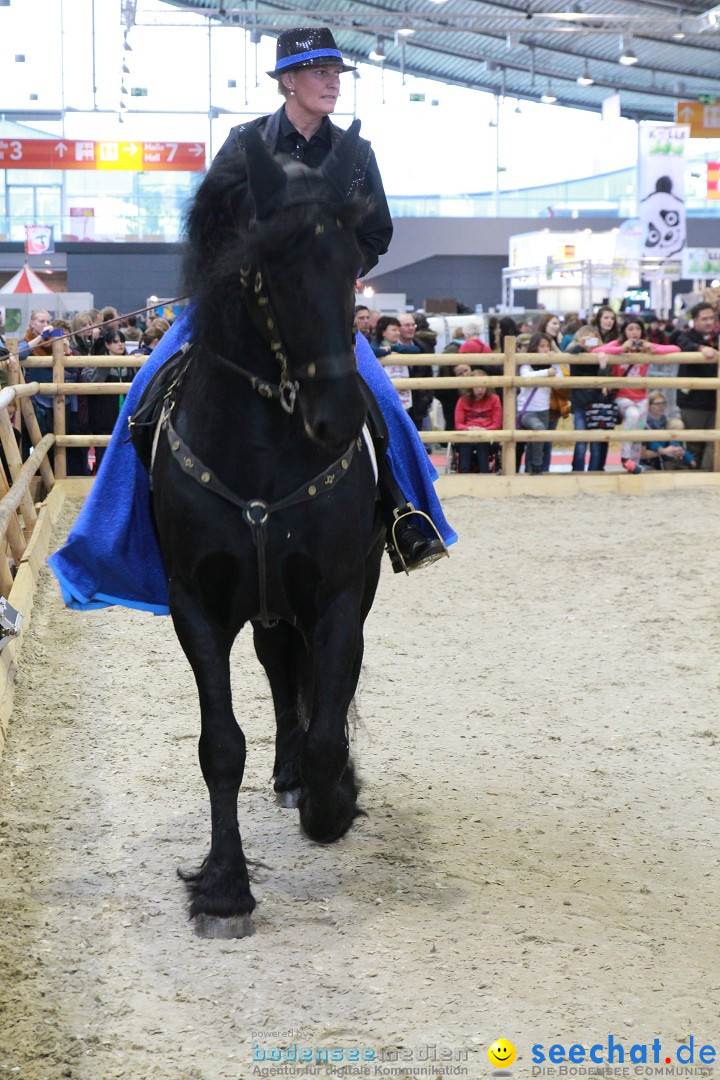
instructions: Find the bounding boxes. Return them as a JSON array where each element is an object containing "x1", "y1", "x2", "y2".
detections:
[
  {"x1": 207, "y1": 208, "x2": 358, "y2": 415},
  {"x1": 154, "y1": 213, "x2": 365, "y2": 629}
]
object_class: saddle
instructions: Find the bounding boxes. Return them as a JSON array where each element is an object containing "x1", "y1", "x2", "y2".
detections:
[{"x1": 127, "y1": 343, "x2": 192, "y2": 471}]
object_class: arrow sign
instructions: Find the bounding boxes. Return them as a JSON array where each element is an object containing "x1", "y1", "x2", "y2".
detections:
[
  {"x1": 0, "y1": 138, "x2": 206, "y2": 171},
  {"x1": 675, "y1": 101, "x2": 720, "y2": 137}
]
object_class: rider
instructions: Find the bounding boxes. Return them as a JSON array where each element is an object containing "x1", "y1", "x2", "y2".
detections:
[{"x1": 205, "y1": 27, "x2": 453, "y2": 573}]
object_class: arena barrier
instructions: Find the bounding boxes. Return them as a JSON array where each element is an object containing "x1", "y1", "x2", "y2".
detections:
[{"x1": 384, "y1": 337, "x2": 720, "y2": 490}]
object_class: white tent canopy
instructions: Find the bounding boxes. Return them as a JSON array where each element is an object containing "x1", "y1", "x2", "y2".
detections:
[{"x1": 0, "y1": 264, "x2": 53, "y2": 295}]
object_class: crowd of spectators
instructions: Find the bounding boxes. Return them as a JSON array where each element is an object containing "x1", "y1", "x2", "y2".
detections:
[
  {"x1": 0, "y1": 298, "x2": 717, "y2": 482},
  {"x1": 355, "y1": 301, "x2": 720, "y2": 475},
  {"x1": 0, "y1": 305, "x2": 171, "y2": 476}
]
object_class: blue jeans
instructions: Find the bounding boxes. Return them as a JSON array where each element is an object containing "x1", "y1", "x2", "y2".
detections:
[
  {"x1": 520, "y1": 409, "x2": 549, "y2": 472},
  {"x1": 571, "y1": 403, "x2": 607, "y2": 471},
  {"x1": 541, "y1": 415, "x2": 558, "y2": 473},
  {"x1": 458, "y1": 442, "x2": 491, "y2": 473}
]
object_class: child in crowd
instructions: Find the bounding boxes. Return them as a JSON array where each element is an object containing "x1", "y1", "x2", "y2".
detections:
[
  {"x1": 517, "y1": 332, "x2": 562, "y2": 475},
  {"x1": 641, "y1": 391, "x2": 696, "y2": 470},
  {"x1": 453, "y1": 370, "x2": 502, "y2": 472}
]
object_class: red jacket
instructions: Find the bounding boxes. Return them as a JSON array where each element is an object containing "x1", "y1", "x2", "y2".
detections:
[
  {"x1": 459, "y1": 338, "x2": 492, "y2": 355},
  {"x1": 454, "y1": 392, "x2": 502, "y2": 430}
]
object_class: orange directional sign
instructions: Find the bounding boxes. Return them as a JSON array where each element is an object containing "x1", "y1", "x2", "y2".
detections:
[
  {"x1": 0, "y1": 138, "x2": 206, "y2": 171},
  {"x1": 675, "y1": 102, "x2": 720, "y2": 138}
]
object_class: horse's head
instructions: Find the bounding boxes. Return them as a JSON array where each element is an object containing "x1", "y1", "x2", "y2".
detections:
[{"x1": 244, "y1": 121, "x2": 368, "y2": 450}]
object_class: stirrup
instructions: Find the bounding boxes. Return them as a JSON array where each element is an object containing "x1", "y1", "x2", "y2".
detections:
[{"x1": 389, "y1": 505, "x2": 449, "y2": 575}]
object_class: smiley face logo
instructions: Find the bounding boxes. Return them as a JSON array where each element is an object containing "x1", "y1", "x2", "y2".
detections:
[{"x1": 488, "y1": 1039, "x2": 517, "y2": 1069}]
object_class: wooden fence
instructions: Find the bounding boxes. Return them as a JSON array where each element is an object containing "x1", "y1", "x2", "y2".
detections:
[
  {"x1": 384, "y1": 340, "x2": 720, "y2": 476},
  {"x1": 0, "y1": 332, "x2": 718, "y2": 752}
]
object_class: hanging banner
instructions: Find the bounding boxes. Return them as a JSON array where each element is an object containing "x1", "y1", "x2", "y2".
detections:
[
  {"x1": 609, "y1": 218, "x2": 644, "y2": 302},
  {"x1": 637, "y1": 124, "x2": 689, "y2": 258},
  {"x1": 682, "y1": 247, "x2": 720, "y2": 277},
  {"x1": 25, "y1": 224, "x2": 55, "y2": 255},
  {"x1": 708, "y1": 161, "x2": 720, "y2": 200},
  {"x1": 68, "y1": 207, "x2": 95, "y2": 240}
]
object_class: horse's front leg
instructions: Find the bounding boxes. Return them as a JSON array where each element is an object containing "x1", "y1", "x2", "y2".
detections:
[
  {"x1": 169, "y1": 579, "x2": 255, "y2": 938},
  {"x1": 253, "y1": 621, "x2": 305, "y2": 803},
  {"x1": 299, "y1": 594, "x2": 364, "y2": 844}
]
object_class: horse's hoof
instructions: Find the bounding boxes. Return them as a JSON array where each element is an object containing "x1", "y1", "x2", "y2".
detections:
[
  {"x1": 193, "y1": 913, "x2": 255, "y2": 939},
  {"x1": 275, "y1": 788, "x2": 301, "y2": 809}
]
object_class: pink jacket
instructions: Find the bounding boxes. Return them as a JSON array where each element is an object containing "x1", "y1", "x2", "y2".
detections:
[{"x1": 593, "y1": 341, "x2": 679, "y2": 402}]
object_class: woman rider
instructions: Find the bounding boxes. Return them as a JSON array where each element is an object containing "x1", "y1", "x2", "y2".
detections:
[
  {"x1": 49, "y1": 29, "x2": 455, "y2": 614},
  {"x1": 197, "y1": 27, "x2": 454, "y2": 573}
]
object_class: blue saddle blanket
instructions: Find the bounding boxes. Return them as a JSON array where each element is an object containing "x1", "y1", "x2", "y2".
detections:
[{"x1": 48, "y1": 312, "x2": 457, "y2": 614}]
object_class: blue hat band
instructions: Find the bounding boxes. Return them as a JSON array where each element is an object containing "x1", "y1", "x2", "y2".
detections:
[{"x1": 275, "y1": 48, "x2": 343, "y2": 70}]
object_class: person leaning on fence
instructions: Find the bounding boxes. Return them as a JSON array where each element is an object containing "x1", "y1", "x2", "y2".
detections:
[
  {"x1": 640, "y1": 391, "x2": 696, "y2": 470},
  {"x1": 674, "y1": 302, "x2": 719, "y2": 471},
  {"x1": 566, "y1": 324, "x2": 610, "y2": 472},
  {"x1": 517, "y1": 331, "x2": 562, "y2": 476},
  {"x1": 18, "y1": 309, "x2": 61, "y2": 460},
  {"x1": 82, "y1": 328, "x2": 129, "y2": 473},
  {"x1": 453, "y1": 369, "x2": 502, "y2": 473},
  {"x1": 594, "y1": 317, "x2": 679, "y2": 472}
]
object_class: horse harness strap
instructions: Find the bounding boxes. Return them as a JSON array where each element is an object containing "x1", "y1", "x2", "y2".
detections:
[{"x1": 163, "y1": 416, "x2": 360, "y2": 628}]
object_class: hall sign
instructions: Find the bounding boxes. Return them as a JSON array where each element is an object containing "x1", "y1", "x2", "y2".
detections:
[
  {"x1": 675, "y1": 102, "x2": 720, "y2": 138},
  {"x1": 0, "y1": 139, "x2": 206, "y2": 171}
]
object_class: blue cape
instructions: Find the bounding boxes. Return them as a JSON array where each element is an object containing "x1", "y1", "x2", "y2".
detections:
[{"x1": 48, "y1": 315, "x2": 456, "y2": 614}]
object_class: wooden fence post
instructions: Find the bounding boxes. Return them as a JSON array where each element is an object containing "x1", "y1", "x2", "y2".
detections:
[
  {"x1": 714, "y1": 356, "x2": 720, "y2": 473},
  {"x1": 52, "y1": 337, "x2": 67, "y2": 480},
  {"x1": 501, "y1": 335, "x2": 517, "y2": 476}
]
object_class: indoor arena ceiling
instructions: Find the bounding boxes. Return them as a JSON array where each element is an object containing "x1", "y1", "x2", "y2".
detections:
[{"x1": 159, "y1": 0, "x2": 720, "y2": 121}]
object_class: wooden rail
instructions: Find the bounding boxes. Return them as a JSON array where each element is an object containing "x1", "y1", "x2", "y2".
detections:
[{"x1": 383, "y1": 342, "x2": 720, "y2": 475}]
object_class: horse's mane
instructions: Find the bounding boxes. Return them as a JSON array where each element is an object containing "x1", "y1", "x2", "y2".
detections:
[{"x1": 181, "y1": 154, "x2": 366, "y2": 350}]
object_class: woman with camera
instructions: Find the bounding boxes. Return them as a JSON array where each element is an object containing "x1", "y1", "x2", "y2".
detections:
[{"x1": 592, "y1": 317, "x2": 679, "y2": 471}]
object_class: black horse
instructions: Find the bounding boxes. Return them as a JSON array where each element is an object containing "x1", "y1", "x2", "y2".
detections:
[{"x1": 142, "y1": 122, "x2": 385, "y2": 937}]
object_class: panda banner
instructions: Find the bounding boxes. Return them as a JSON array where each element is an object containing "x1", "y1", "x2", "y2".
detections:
[{"x1": 637, "y1": 124, "x2": 689, "y2": 259}]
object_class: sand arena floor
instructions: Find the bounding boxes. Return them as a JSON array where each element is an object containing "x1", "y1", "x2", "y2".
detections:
[{"x1": 0, "y1": 491, "x2": 718, "y2": 1080}]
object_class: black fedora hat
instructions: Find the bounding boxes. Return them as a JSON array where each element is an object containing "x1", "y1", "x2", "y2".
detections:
[{"x1": 267, "y1": 27, "x2": 355, "y2": 78}]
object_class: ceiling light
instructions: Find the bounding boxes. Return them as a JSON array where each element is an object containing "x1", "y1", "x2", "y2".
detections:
[
  {"x1": 672, "y1": 29, "x2": 686, "y2": 39},
  {"x1": 123, "y1": 40, "x2": 132, "y2": 51},
  {"x1": 15, "y1": 54, "x2": 25, "y2": 62},
  {"x1": 119, "y1": 100, "x2": 127, "y2": 109},
  {"x1": 395, "y1": 28, "x2": 415, "y2": 41},
  {"x1": 249, "y1": 29, "x2": 262, "y2": 44},
  {"x1": 577, "y1": 62, "x2": 594, "y2": 86},
  {"x1": 369, "y1": 37, "x2": 386, "y2": 62},
  {"x1": 619, "y1": 35, "x2": 638, "y2": 65},
  {"x1": 121, "y1": 84, "x2": 128, "y2": 94},
  {"x1": 540, "y1": 85, "x2": 557, "y2": 104},
  {"x1": 122, "y1": 61, "x2": 130, "y2": 73}
]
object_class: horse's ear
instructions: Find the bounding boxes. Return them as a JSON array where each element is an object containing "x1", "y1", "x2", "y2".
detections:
[
  {"x1": 322, "y1": 119, "x2": 362, "y2": 203},
  {"x1": 245, "y1": 126, "x2": 287, "y2": 220}
]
